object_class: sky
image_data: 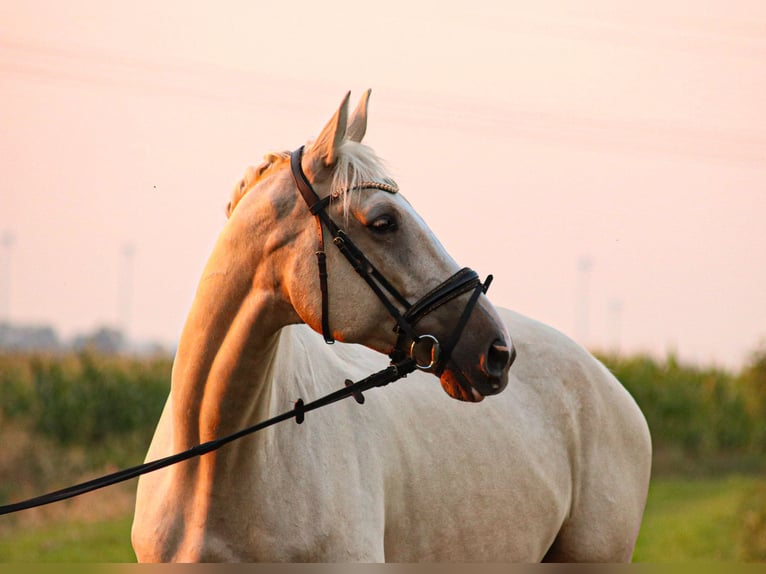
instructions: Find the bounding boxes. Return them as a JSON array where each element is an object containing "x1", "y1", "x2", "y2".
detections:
[{"x1": 1, "y1": 0, "x2": 764, "y2": 369}]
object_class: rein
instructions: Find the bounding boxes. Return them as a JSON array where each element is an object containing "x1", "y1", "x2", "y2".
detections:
[
  {"x1": 0, "y1": 357, "x2": 417, "y2": 516},
  {"x1": 0, "y1": 147, "x2": 494, "y2": 517}
]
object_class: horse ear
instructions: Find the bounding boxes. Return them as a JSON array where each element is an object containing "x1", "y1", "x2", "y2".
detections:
[
  {"x1": 347, "y1": 89, "x2": 371, "y2": 143},
  {"x1": 303, "y1": 91, "x2": 350, "y2": 182}
]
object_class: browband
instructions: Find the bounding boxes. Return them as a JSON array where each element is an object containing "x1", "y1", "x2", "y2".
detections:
[{"x1": 290, "y1": 145, "x2": 492, "y2": 379}]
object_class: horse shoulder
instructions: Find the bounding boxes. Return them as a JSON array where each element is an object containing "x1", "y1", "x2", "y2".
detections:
[{"x1": 498, "y1": 308, "x2": 651, "y2": 561}]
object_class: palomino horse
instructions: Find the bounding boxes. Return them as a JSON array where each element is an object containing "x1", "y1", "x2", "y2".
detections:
[{"x1": 132, "y1": 91, "x2": 651, "y2": 562}]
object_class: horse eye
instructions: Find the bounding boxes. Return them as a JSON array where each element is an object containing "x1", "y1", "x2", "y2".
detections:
[{"x1": 368, "y1": 214, "x2": 398, "y2": 234}]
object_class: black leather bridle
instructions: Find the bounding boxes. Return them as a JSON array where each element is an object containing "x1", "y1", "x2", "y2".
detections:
[
  {"x1": 290, "y1": 146, "x2": 493, "y2": 375},
  {"x1": 0, "y1": 147, "x2": 500, "y2": 517}
]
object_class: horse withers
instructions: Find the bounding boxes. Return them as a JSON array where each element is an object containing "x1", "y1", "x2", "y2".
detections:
[{"x1": 132, "y1": 91, "x2": 651, "y2": 562}]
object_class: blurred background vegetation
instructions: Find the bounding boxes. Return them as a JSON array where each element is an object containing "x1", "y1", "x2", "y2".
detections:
[
  {"x1": 598, "y1": 346, "x2": 766, "y2": 561},
  {"x1": 0, "y1": 345, "x2": 765, "y2": 561}
]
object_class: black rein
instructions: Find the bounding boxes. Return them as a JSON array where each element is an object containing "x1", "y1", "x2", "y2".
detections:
[
  {"x1": 0, "y1": 146, "x2": 495, "y2": 517},
  {"x1": 0, "y1": 357, "x2": 417, "y2": 516}
]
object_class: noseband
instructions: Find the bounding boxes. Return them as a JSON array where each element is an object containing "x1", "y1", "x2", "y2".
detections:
[
  {"x1": 290, "y1": 146, "x2": 493, "y2": 375},
  {"x1": 0, "y1": 147, "x2": 498, "y2": 518}
]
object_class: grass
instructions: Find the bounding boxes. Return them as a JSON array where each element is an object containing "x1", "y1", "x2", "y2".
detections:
[
  {"x1": 0, "y1": 515, "x2": 135, "y2": 562},
  {"x1": 632, "y1": 475, "x2": 759, "y2": 562},
  {"x1": 0, "y1": 475, "x2": 762, "y2": 562}
]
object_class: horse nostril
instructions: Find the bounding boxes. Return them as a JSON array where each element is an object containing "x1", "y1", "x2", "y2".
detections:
[{"x1": 485, "y1": 339, "x2": 512, "y2": 378}]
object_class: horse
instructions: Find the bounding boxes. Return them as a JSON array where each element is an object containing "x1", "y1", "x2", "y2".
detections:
[{"x1": 131, "y1": 91, "x2": 651, "y2": 562}]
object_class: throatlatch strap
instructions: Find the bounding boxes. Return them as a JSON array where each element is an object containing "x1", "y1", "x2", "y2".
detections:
[
  {"x1": 314, "y1": 218, "x2": 333, "y2": 344},
  {"x1": 291, "y1": 147, "x2": 335, "y2": 343}
]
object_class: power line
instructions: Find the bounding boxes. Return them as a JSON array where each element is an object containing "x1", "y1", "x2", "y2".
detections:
[{"x1": 1, "y1": 35, "x2": 765, "y2": 167}]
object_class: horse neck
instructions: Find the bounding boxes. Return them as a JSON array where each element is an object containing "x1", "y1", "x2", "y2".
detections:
[{"x1": 169, "y1": 227, "x2": 296, "y2": 452}]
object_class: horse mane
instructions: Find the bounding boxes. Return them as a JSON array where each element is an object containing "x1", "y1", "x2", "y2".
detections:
[
  {"x1": 226, "y1": 141, "x2": 396, "y2": 219},
  {"x1": 331, "y1": 141, "x2": 397, "y2": 214}
]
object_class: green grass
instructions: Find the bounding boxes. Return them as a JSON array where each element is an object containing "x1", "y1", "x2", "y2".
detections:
[
  {"x1": 0, "y1": 476, "x2": 761, "y2": 562},
  {"x1": 633, "y1": 475, "x2": 759, "y2": 562},
  {"x1": 0, "y1": 516, "x2": 135, "y2": 562}
]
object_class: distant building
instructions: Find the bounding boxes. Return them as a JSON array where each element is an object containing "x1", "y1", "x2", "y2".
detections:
[
  {"x1": 0, "y1": 321, "x2": 170, "y2": 356},
  {"x1": 72, "y1": 326, "x2": 125, "y2": 354},
  {"x1": 0, "y1": 322, "x2": 61, "y2": 352}
]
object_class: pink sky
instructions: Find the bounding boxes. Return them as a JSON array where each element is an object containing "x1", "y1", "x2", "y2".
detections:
[{"x1": 1, "y1": 1, "x2": 764, "y2": 368}]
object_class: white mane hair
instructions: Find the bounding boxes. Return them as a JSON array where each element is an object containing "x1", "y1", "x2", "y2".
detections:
[
  {"x1": 330, "y1": 140, "x2": 397, "y2": 216},
  {"x1": 233, "y1": 141, "x2": 396, "y2": 220}
]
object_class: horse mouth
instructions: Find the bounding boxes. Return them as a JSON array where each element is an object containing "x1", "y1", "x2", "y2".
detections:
[{"x1": 439, "y1": 370, "x2": 486, "y2": 403}]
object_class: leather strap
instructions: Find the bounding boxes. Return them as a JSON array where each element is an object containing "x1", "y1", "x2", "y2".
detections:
[
  {"x1": 291, "y1": 148, "x2": 335, "y2": 343},
  {"x1": 291, "y1": 146, "x2": 417, "y2": 343},
  {"x1": 402, "y1": 268, "x2": 480, "y2": 329},
  {"x1": 289, "y1": 146, "x2": 493, "y2": 376}
]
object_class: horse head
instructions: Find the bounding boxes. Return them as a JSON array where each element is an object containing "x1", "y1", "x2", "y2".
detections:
[{"x1": 225, "y1": 91, "x2": 514, "y2": 402}]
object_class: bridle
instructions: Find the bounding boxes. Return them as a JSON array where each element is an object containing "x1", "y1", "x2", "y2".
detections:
[
  {"x1": 290, "y1": 146, "x2": 493, "y2": 376},
  {"x1": 0, "y1": 146, "x2": 500, "y2": 517}
]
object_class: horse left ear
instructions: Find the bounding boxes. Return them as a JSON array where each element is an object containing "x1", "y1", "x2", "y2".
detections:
[
  {"x1": 303, "y1": 92, "x2": 350, "y2": 184},
  {"x1": 347, "y1": 89, "x2": 371, "y2": 143}
]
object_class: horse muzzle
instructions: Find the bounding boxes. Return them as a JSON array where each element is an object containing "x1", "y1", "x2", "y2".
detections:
[
  {"x1": 439, "y1": 335, "x2": 515, "y2": 402},
  {"x1": 414, "y1": 294, "x2": 515, "y2": 402}
]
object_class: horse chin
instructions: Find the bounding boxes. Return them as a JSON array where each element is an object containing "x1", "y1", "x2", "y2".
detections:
[{"x1": 439, "y1": 370, "x2": 485, "y2": 403}]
